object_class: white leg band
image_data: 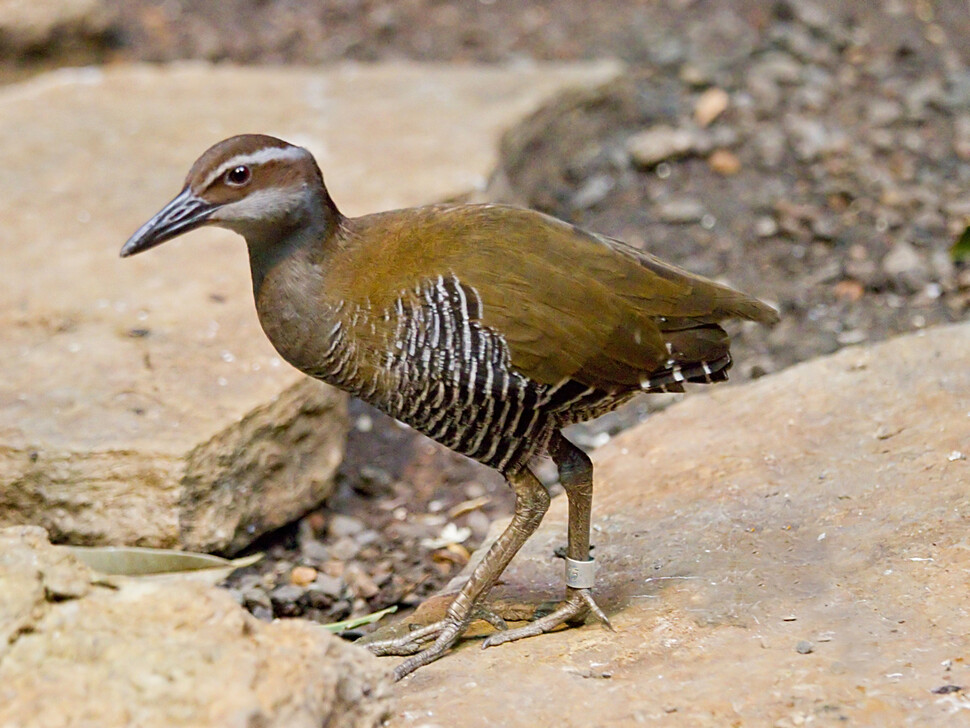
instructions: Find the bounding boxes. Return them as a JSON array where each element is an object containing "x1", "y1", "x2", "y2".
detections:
[{"x1": 565, "y1": 556, "x2": 596, "y2": 589}]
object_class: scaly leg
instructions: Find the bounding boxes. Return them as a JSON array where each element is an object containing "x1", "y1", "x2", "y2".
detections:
[
  {"x1": 482, "y1": 431, "x2": 612, "y2": 649},
  {"x1": 365, "y1": 466, "x2": 550, "y2": 679}
]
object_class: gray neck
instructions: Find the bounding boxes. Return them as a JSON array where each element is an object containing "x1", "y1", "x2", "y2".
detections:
[{"x1": 244, "y1": 193, "x2": 342, "y2": 300}]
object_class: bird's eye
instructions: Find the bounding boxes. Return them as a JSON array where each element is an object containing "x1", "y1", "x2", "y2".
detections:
[{"x1": 225, "y1": 165, "x2": 251, "y2": 186}]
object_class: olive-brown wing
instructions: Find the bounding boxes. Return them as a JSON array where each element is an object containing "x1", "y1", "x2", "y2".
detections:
[{"x1": 337, "y1": 204, "x2": 776, "y2": 390}]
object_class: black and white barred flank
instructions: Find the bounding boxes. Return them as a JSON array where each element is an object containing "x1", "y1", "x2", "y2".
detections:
[{"x1": 306, "y1": 273, "x2": 731, "y2": 474}]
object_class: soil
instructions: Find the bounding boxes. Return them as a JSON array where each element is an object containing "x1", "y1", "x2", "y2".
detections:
[{"x1": 6, "y1": 0, "x2": 968, "y2": 631}]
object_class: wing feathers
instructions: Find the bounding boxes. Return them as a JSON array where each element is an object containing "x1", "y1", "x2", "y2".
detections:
[{"x1": 337, "y1": 204, "x2": 777, "y2": 390}]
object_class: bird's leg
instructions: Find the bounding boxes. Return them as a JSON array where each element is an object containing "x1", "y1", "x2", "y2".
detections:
[
  {"x1": 482, "y1": 432, "x2": 612, "y2": 649},
  {"x1": 366, "y1": 467, "x2": 550, "y2": 679}
]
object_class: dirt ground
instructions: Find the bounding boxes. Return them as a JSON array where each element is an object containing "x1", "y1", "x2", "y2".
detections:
[{"x1": 7, "y1": 0, "x2": 969, "y2": 630}]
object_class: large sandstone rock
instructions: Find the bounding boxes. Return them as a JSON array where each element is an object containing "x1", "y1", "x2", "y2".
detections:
[
  {"x1": 380, "y1": 323, "x2": 970, "y2": 726},
  {"x1": 0, "y1": 526, "x2": 392, "y2": 728},
  {"x1": 0, "y1": 61, "x2": 620, "y2": 552}
]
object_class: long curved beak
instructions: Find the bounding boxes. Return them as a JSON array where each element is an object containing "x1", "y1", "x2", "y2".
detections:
[{"x1": 120, "y1": 188, "x2": 215, "y2": 258}]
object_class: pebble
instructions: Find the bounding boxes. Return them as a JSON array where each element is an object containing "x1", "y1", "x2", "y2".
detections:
[
  {"x1": 242, "y1": 586, "x2": 271, "y2": 612},
  {"x1": 300, "y1": 538, "x2": 330, "y2": 564},
  {"x1": 866, "y1": 99, "x2": 903, "y2": 127},
  {"x1": 754, "y1": 127, "x2": 787, "y2": 168},
  {"x1": 344, "y1": 564, "x2": 381, "y2": 599},
  {"x1": 754, "y1": 216, "x2": 779, "y2": 238},
  {"x1": 329, "y1": 536, "x2": 361, "y2": 561},
  {"x1": 882, "y1": 240, "x2": 930, "y2": 292},
  {"x1": 796, "y1": 640, "x2": 815, "y2": 654},
  {"x1": 269, "y1": 584, "x2": 305, "y2": 606},
  {"x1": 328, "y1": 514, "x2": 365, "y2": 539},
  {"x1": 307, "y1": 573, "x2": 345, "y2": 601},
  {"x1": 356, "y1": 464, "x2": 393, "y2": 496},
  {"x1": 571, "y1": 173, "x2": 615, "y2": 210},
  {"x1": 784, "y1": 115, "x2": 836, "y2": 161},
  {"x1": 627, "y1": 126, "x2": 698, "y2": 168},
  {"x1": 708, "y1": 149, "x2": 741, "y2": 175},
  {"x1": 833, "y1": 279, "x2": 865, "y2": 302},
  {"x1": 655, "y1": 198, "x2": 706, "y2": 223},
  {"x1": 694, "y1": 87, "x2": 730, "y2": 127},
  {"x1": 290, "y1": 565, "x2": 318, "y2": 587}
]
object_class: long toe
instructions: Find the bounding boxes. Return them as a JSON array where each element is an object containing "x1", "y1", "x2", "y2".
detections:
[
  {"x1": 481, "y1": 588, "x2": 610, "y2": 649},
  {"x1": 365, "y1": 620, "x2": 449, "y2": 657},
  {"x1": 392, "y1": 620, "x2": 465, "y2": 680}
]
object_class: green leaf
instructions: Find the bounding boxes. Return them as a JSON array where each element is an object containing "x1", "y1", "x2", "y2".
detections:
[
  {"x1": 322, "y1": 605, "x2": 397, "y2": 633},
  {"x1": 952, "y1": 226, "x2": 970, "y2": 263}
]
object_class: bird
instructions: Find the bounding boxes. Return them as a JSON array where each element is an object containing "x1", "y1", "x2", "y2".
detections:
[{"x1": 121, "y1": 133, "x2": 778, "y2": 680}]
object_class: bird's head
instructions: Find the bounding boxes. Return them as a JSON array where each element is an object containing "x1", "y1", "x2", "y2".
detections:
[{"x1": 120, "y1": 134, "x2": 338, "y2": 257}]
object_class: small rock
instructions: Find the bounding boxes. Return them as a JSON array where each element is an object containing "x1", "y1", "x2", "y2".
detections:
[
  {"x1": 784, "y1": 115, "x2": 842, "y2": 161},
  {"x1": 571, "y1": 173, "x2": 615, "y2": 210},
  {"x1": 328, "y1": 514, "x2": 365, "y2": 539},
  {"x1": 303, "y1": 511, "x2": 327, "y2": 533},
  {"x1": 755, "y1": 127, "x2": 787, "y2": 168},
  {"x1": 792, "y1": 0, "x2": 832, "y2": 30},
  {"x1": 754, "y1": 216, "x2": 779, "y2": 238},
  {"x1": 301, "y1": 538, "x2": 331, "y2": 564},
  {"x1": 811, "y1": 214, "x2": 839, "y2": 240},
  {"x1": 796, "y1": 640, "x2": 815, "y2": 654},
  {"x1": 356, "y1": 528, "x2": 381, "y2": 546},
  {"x1": 329, "y1": 536, "x2": 361, "y2": 561},
  {"x1": 627, "y1": 126, "x2": 698, "y2": 168},
  {"x1": 903, "y1": 77, "x2": 944, "y2": 119},
  {"x1": 307, "y1": 574, "x2": 345, "y2": 603},
  {"x1": 867, "y1": 99, "x2": 903, "y2": 128},
  {"x1": 344, "y1": 564, "x2": 380, "y2": 599},
  {"x1": 708, "y1": 149, "x2": 741, "y2": 175},
  {"x1": 694, "y1": 87, "x2": 730, "y2": 127},
  {"x1": 290, "y1": 565, "x2": 318, "y2": 587},
  {"x1": 242, "y1": 585, "x2": 271, "y2": 610},
  {"x1": 833, "y1": 280, "x2": 865, "y2": 302},
  {"x1": 656, "y1": 198, "x2": 707, "y2": 224},
  {"x1": 356, "y1": 464, "x2": 393, "y2": 497},
  {"x1": 269, "y1": 584, "x2": 305, "y2": 617},
  {"x1": 465, "y1": 509, "x2": 493, "y2": 540},
  {"x1": 882, "y1": 240, "x2": 930, "y2": 291}
]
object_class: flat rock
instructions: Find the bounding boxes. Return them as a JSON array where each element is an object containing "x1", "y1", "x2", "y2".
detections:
[
  {"x1": 0, "y1": 61, "x2": 620, "y2": 552},
  {"x1": 0, "y1": 526, "x2": 392, "y2": 728},
  {"x1": 384, "y1": 323, "x2": 970, "y2": 726}
]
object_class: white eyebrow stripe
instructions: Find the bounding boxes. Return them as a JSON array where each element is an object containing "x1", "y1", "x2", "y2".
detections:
[{"x1": 200, "y1": 145, "x2": 307, "y2": 190}]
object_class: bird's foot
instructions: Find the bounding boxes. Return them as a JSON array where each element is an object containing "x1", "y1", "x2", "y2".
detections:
[
  {"x1": 481, "y1": 587, "x2": 612, "y2": 649},
  {"x1": 367, "y1": 618, "x2": 463, "y2": 680},
  {"x1": 365, "y1": 606, "x2": 508, "y2": 680}
]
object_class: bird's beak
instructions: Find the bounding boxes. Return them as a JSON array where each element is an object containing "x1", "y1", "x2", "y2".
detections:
[{"x1": 120, "y1": 188, "x2": 215, "y2": 258}]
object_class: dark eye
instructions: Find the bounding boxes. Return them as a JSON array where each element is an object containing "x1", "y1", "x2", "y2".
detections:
[{"x1": 225, "y1": 165, "x2": 251, "y2": 186}]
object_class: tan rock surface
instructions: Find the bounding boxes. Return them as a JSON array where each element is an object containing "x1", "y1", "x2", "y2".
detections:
[
  {"x1": 0, "y1": 526, "x2": 392, "y2": 728},
  {"x1": 0, "y1": 61, "x2": 620, "y2": 551},
  {"x1": 385, "y1": 323, "x2": 970, "y2": 726}
]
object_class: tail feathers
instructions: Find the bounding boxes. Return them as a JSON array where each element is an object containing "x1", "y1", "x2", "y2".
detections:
[{"x1": 639, "y1": 354, "x2": 732, "y2": 393}]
